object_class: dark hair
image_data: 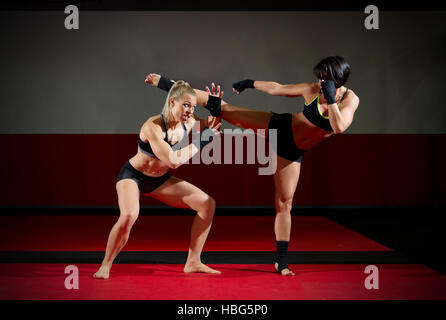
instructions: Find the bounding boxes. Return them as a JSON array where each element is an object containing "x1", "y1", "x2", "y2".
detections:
[{"x1": 313, "y1": 56, "x2": 350, "y2": 88}]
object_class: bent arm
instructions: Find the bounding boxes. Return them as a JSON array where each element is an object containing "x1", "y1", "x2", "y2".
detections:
[
  {"x1": 327, "y1": 94, "x2": 360, "y2": 134},
  {"x1": 145, "y1": 73, "x2": 226, "y2": 107},
  {"x1": 193, "y1": 88, "x2": 227, "y2": 107},
  {"x1": 143, "y1": 122, "x2": 199, "y2": 169}
]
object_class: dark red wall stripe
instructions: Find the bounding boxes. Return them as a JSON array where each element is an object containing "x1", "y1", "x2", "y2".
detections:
[{"x1": 0, "y1": 134, "x2": 444, "y2": 206}]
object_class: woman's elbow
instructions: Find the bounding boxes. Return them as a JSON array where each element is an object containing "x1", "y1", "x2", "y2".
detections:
[
  {"x1": 167, "y1": 163, "x2": 178, "y2": 169},
  {"x1": 168, "y1": 158, "x2": 182, "y2": 169},
  {"x1": 333, "y1": 128, "x2": 345, "y2": 134},
  {"x1": 266, "y1": 83, "x2": 282, "y2": 95},
  {"x1": 266, "y1": 88, "x2": 278, "y2": 95},
  {"x1": 332, "y1": 123, "x2": 348, "y2": 134},
  {"x1": 165, "y1": 152, "x2": 182, "y2": 169}
]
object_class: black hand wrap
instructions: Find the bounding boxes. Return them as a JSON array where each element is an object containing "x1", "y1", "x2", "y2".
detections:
[
  {"x1": 200, "y1": 127, "x2": 215, "y2": 149},
  {"x1": 193, "y1": 127, "x2": 215, "y2": 149},
  {"x1": 321, "y1": 80, "x2": 337, "y2": 105},
  {"x1": 276, "y1": 241, "x2": 289, "y2": 274},
  {"x1": 232, "y1": 79, "x2": 254, "y2": 93},
  {"x1": 204, "y1": 95, "x2": 221, "y2": 117},
  {"x1": 157, "y1": 76, "x2": 174, "y2": 92}
]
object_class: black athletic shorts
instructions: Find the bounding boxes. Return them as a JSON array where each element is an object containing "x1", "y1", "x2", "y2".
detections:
[
  {"x1": 267, "y1": 112, "x2": 306, "y2": 163},
  {"x1": 116, "y1": 161, "x2": 171, "y2": 194}
]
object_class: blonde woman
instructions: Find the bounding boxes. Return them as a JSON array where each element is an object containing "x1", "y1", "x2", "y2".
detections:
[{"x1": 94, "y1": 80, "x2": 223, "y2": 279}]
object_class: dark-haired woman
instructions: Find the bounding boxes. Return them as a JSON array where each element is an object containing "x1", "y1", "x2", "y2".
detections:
[{"x1": 146, "y1": 56, "x2": 360, "y2": 276}]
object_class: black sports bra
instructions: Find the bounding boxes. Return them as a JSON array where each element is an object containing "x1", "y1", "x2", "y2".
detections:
[
  {"x1": 138, "y1": 114, "x2": 188, "y2": 159},
  {"x1": 302, "y1": 88, "x2": 348, "y2": 132}
]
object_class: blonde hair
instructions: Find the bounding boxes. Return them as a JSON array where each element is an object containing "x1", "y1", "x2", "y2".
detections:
[{"x1": 161, "y1": 80, "x2": 196, "y2": 124}]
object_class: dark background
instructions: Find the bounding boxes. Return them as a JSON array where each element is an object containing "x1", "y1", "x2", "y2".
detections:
[{"x1": 0, "y1": 8, "x2": 445, "y2": 134}]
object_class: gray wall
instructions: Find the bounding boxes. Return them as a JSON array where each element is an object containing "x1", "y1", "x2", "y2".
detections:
[{"x1": 1, "y1": 11, "x2": 446, "y2": 133}]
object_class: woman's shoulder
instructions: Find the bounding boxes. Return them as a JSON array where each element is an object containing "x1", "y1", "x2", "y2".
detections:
[
  {"x1": 340, "y1": 87, "x2": 360, "y2": 111},
  {"x1": 302, "y1": 82, "x2": 320, "y2": 103},
  {"x1": 306, "y1": 82, "x2": 320, "y2": 92},
  {"x1": 140, "y1": 115, "x2": 164, "y2": 140},
  {"x1": 144, "y1": 115, "x2": 164, "y2": 128},
  {"x1": 343, "y1": 87, "x2": 359, "y2": 103},
  {"x1": 345, "y1": 88, "x2": 358, "y2": 98}
]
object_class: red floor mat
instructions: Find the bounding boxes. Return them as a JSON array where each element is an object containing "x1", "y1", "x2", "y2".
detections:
[
  {"x1": 0, "y1": 264, "x2": 445, "y2": 300},
  {"x1": 0, "y1": 216, "x2": 391, "y2": 251}
]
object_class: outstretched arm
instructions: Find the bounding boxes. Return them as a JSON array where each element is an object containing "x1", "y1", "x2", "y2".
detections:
[
  {"x1": 145, "y1": 73, "x2": 225, "y2": 118},
  {"x1": 233, "y1": 79, "x2": 313, "y2": 98}
]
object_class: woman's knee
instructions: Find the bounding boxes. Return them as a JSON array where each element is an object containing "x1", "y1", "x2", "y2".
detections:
[
  {"x1": 208, "y1": 196, "x2": 216, "y2": 213},
  {"x1": 195, "y1": 195, "x2": 216, "y2": 217},
  {"x1": 275, "y1": 195, "x2": 293, "y2": 214},
  {"x1": 118, "y1": 210, "x2": 139, "y2": 232}
]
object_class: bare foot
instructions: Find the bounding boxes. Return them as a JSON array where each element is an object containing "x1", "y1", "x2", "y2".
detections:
[
  {"x1": 93, "y1": 264, "x2": 111, "y2": 279},
  {"x1": 274, "y1": 262, "x2": 295, "y2": 276},
  {"x1": 184, "y1": 261, "x2": 221, "y2": 274}
]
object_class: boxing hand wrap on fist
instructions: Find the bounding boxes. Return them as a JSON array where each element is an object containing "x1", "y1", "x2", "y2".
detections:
[
  {"x1": 232, "y1": 79, "x2": 255, "y2": 93},
  {"x1": 321, "y1": 80, "x2": 337, "y2": 105},
  {"x1": 158, "y1": 76, "x2": 174, "y2": 92},
  {"x1": 204, "y1": 95, "x2": 221, "y2": 117}
]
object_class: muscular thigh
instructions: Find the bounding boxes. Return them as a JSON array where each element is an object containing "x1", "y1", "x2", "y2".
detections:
[
  {"x1": 222, "y1": 102, "x2": 273, "y2": 133},
  {"x1": 116, "y1": 179, "x2": 141, "y2": 219},
  {"x1": 147, "y1": 176, "x2": 210, "y2": 210},
  {"x1": 273, "y1": 156, "x2": 301, "y2": 200}
]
